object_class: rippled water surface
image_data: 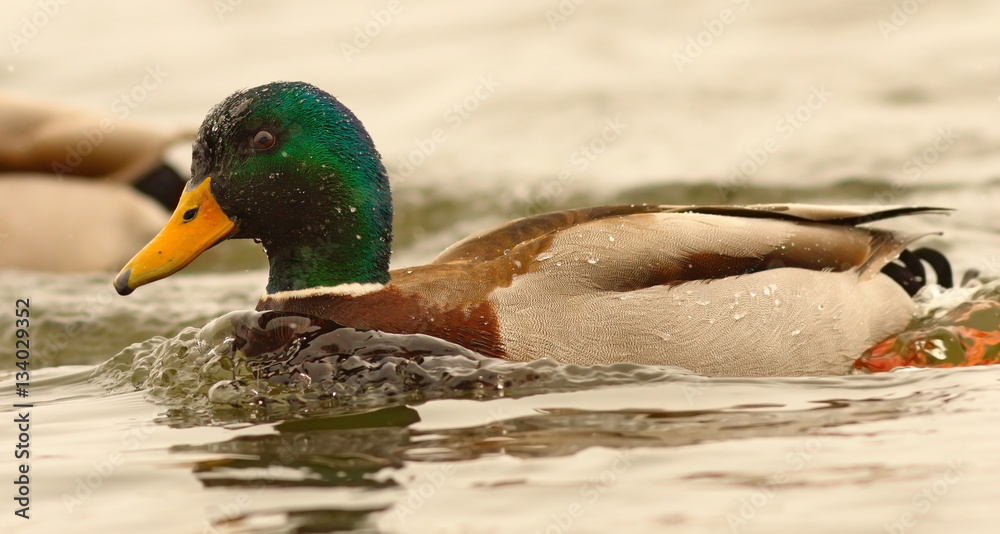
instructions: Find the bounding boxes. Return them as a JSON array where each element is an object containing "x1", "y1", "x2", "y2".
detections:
[{"x1": 4, "y1": 1, "x2": 1000, "y2": 533}]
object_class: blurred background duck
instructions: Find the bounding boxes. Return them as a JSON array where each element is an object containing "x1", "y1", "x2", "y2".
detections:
[{"x1": 0, "y1": 92, "x2": 192, "y2": 272}]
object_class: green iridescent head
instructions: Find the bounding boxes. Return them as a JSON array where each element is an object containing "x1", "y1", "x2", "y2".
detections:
[{"x1": 114, "y1": 81, "x2": 393, "y2": 296}]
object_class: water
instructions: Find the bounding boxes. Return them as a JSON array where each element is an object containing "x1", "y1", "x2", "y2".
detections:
[{"x1": 3, "y1": 1, "x2": 1000, "y2": 532}]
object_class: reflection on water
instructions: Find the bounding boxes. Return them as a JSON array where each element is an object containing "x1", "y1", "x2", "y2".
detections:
[
  {"x1": 151, "y1": 366, "x2": 974, "y2": 532},
  {"x1": 82, "y1": 303, "x2": 982, "y2": 532}
]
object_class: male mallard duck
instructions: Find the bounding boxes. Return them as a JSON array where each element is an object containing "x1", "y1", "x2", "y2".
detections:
[
  {"x1": 114, "y1": 81, "x2": 951, "y2": 377},
  {"x1": 0, "y1": 92, "x2": 189, "y2": 271}
]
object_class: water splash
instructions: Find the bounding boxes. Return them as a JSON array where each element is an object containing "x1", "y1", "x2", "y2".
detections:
[{"x1": 89, "y1": 310, "x2": 695, "y2": 419}]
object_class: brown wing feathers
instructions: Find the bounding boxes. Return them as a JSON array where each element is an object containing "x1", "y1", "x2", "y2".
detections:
[
  {"x1": 433, "y1": 205, "x2": 665, "y2": 264},
  {"x1": 432, "y1": 204, "x2": 949, "y2": 290}
]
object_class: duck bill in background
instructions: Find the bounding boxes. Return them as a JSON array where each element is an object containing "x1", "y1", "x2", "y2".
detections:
[{"x1": 114, "y1": 177, "x2": 238, "y2": 295}]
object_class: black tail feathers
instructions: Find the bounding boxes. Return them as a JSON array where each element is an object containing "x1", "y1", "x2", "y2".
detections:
[{"x1": 881, "y1": 247, "x2": 953, "y2": 296}]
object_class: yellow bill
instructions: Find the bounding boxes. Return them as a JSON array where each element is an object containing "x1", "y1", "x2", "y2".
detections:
[{"x1": 114, "y1": 177, "x2": 238, "y2": 295}]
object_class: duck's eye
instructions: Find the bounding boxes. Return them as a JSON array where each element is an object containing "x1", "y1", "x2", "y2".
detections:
[{"x1": 252, "y1": 130, "x2": 275, "y2": 150}]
